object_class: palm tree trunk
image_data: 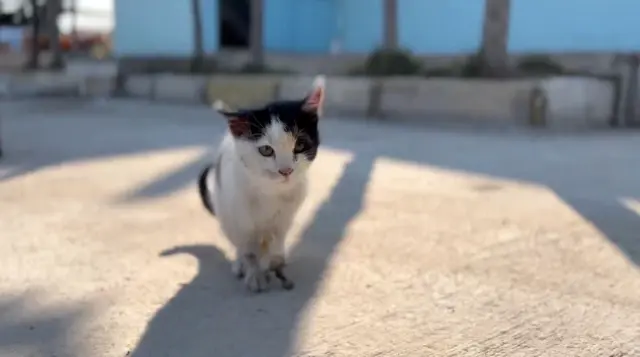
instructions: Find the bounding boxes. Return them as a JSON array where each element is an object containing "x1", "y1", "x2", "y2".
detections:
[
  {"x1": 480, "y1": 0, "x2": 511, "y2": 76},
  {"x1": 26, "y1": 0, "x2": 41, "y2": 70},
  {"x1": 383, "y1": 0, "x2": 398, "y2": 50},
  {"x1": 46, "y1": 0, "x2": 65, "y2": 70},
  {"x1": 249, "y1": 0, "x2": 264, "y2": 68},
  {"x1": 191, "y1": 0, "x2": 205, "y2": 72}
]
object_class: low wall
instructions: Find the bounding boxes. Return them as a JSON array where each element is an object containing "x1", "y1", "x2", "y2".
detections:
[
  {"x1": 206, "y1": 75, "x2": 281, "y2": 108},
  {"x1": 117, "y1": 52, "x2": 627, "y2": 77},
  {"x1": 377, "y1": 76, "x2": 616, "y2": 128},
  {"x1": 378, "y1": 78, "x2": 535, "y2": 125},
  {"x1": 0, "y1": 71, "x2": 81, "y2": 97},
  {"x1": 541, "y1": 76, "x2": 617, "y2": 128},
  {"x1": 0, "y1": 72, "x2": 618, "y2": 129},
  {"x1": 279, "y1": 76, "x2": 374, "y2": 116}
]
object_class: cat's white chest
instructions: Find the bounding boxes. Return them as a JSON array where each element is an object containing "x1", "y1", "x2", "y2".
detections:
[{"x1": 249, "y1": 183, "x2": 305, "y2": 229}]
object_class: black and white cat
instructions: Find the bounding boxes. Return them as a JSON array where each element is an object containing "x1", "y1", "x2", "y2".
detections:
[{"x1": 198, "y1": 76, "x2": 325, "y2": 293}]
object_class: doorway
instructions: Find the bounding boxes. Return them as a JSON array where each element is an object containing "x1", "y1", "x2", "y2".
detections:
[{"x1": 219, "y1": 0, "x2": 250, "y2": 49}]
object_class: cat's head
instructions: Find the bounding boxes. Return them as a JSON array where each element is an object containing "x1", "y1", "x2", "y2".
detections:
[{"x1": 218, "y1": 75, "x2": 325, "y2": 183}]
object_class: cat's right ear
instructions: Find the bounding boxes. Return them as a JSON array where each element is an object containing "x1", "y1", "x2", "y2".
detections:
[
  {"x1": 219, "y1": 111, "x2": 251, "y2": 138},
  {"x1": 302, "y1": 75, "x2": 326, "y2": 115}
]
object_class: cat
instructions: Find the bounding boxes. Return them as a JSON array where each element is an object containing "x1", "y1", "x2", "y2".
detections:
[{"x1": 198, "y1": 75, "x2": 325, "y2": 293}]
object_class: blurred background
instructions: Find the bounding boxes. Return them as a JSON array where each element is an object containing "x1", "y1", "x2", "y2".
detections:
[
  {"x1": 1, "y1": 3, "x2": 640, "y2": 356},
  {"x1": 1, "y1": 0, "x2": 637, "y2": 76},
  {"x1": 0, "y1": 0, "x2": 112, "y2": 71}
]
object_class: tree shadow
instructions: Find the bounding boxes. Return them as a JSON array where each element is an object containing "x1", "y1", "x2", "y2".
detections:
[
  {"x1": 0, "y1": 291, "x2": 95, "y2": 357},
  {"x1": 0, "y1": 99, "x2": 226, "y2": 190},
  {"x1": 319, "y1": 120, "x2": 640, "y2": 268},
  {"x1": 561, "y1": 194, "x2": 640, "y2": 266},
  {"x1": 117, "y1": 151, "x2": 213, "y2": 202},
  {"x1": 129, "y1": 156, "x2": 375, "y2": 357}
]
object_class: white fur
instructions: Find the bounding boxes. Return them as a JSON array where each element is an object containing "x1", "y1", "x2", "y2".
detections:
[
  {"x1": 216, "y1": 124, "x2": 308, "y2": 242},
  {"x1": 210, "y1": 125, "x2": 309, "y2": 290},
  {"x1": 204, "y1": 76, "x2": 324, "y2": 292}
]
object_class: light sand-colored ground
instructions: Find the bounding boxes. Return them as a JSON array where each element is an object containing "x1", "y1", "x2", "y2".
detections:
[{"x1": 1, "y1": 99, "x2": 639, "y2": 357}]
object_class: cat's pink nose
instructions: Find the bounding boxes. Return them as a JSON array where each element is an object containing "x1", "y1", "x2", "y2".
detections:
[{"x1": 278, "y1": 168, "x2": 293, "y2": 177}]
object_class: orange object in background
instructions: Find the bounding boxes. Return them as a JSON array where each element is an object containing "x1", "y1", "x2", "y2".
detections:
[
  {"x1": 21, "y1": 30, "x2": 111, "y2": 58},
  {"x1": 60, "y1": 35, "x2": 72, "y2": 51}
]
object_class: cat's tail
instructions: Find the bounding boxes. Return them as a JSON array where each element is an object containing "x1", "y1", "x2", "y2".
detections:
[{"x1": 197, "y1": 164, "x2": 216, "y2": 216}]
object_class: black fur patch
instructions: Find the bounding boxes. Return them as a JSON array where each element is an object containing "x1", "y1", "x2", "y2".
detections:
[
  {"x1": 221, "y1": 99, "x2": 320, "y2": 162},
  {"x1": 197, "y1": 164, "x2": 215, "y2": 215}
]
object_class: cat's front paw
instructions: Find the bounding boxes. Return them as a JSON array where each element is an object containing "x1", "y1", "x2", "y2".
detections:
[
  {"x1": 232, "y1": 258, "x2": 245, "y2": 279},
  {"x1": 244, "y1": 268, "x2": 270, "y2": 293},
  {"x1": 270, "y1": 255, "x2": 294, "y2": 291}
]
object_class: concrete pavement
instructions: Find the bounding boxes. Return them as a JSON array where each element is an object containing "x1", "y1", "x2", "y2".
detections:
[{"x1": 0, "y1": 99, "x2": 639, "y2": 357}]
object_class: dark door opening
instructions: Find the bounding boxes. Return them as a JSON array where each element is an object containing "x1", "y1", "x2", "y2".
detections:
[{"x1": 219, "y1": 0, "x2": 250, "y2": 49}]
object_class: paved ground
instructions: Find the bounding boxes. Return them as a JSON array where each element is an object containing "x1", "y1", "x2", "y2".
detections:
[{"x1": 1, "y1": 99, "x2": 639, "y2": 357}]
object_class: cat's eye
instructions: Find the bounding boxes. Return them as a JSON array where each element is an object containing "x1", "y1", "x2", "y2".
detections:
[
  {"x1": 294, "y1": 141, "x2": 306, "y2": 153},
  {"x1": 258, "y1": 145, "x2": 274, "y2": 157}
]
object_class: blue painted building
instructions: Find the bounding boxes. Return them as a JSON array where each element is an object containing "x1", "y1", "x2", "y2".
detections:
[{"x1": 114, "y1": 0, "x2": 640, "y2": 57}]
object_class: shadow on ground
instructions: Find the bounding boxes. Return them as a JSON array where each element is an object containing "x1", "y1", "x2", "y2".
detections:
[
  {"x1": 0, "y1": 292, "x2": 94, "y2": 357},
  {"x1": 322, "y1": 124, "x2": 640, "y2": 267},
  {"x1": 130, "y1": 156, "x2": 374, "y2": 357},
  {"x1": 2, "y1": 100, "x2": 640, "y2": 356},
  {"x1": 0, "y1": 99, "x2": 223, "y2": 189}
]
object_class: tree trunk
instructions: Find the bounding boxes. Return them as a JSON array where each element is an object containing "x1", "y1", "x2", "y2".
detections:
[
  {"x1": 190, "y1": 0, "x2": 205, "y2": 72},
  {"x1": 249, "y1": 0, "x2": 264, "y2": 68},
  {"x1": 25, "y1": 0, "x2": 41, "y2": 70},
  {"x1": 383, "y1": 0, "x2": 398, "y2": 50},
  {"x1": 46, "y1": 0, "x2": 65, "y2": 70},
  {"x1": 480, "y1": 0, "x2": 511, "y2": 76}
]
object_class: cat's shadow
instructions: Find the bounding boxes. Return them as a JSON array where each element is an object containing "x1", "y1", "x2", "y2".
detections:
[
  {"x1": 131, "y1": 244, "x2": 294, "y2": 357},
  {"x1": 130, "y1": 245, "x2": 326, "y2": 357},
  {"x1": 129, "y1": 157, "x2": 373, "y2": 357}
]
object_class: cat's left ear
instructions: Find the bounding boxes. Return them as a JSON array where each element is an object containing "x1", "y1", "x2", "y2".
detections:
[{"x1": 302, "y1": 75, "x2": 326, "y2": 116}]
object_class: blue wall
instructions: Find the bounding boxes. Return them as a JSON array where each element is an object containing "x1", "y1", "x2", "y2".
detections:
[
  {"x1": 263, "y1": 0, "x2": 384, "y2": 54},
  {"x1": 340, "y1": 0, "x2": 383, "y2": 53},
  {"x1": 200, "y1": 0, "x2": 219, "y2": 53},
  {"x1": 264, "y1": 0, "x2": 485, "y2": 54},
  {"x1": 267, "y1": 0, "x2": 640, "y2": 54},
  {"x1": 509, "y1": 0, "x2": 640, "y2": 52},
  {"x1": 399, "y1": 0, "x2": 484, "y2": 54},
  {"x1": 114, "y1": 0, "x2": 218, "y2": 56},
  {"x1": 114, "y1": 0, "x2": 640, "y2": 57},
  {"x1": 265, "y1": 0, "x2": 336, "y2": 53}
]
